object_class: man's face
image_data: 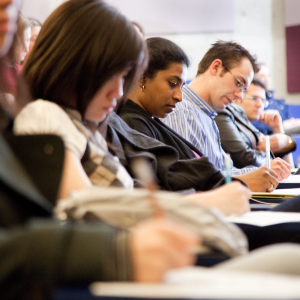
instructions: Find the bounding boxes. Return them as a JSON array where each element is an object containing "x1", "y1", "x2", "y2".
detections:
[
  {"x1": 237, "y1": 83, "x2": 266, "y2": 122},
  {"x1": 208, "y1": 58, "x2": 254, "y2": 110}
]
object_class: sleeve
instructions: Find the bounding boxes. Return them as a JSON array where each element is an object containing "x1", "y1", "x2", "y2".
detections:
[
  {"x1": 215, "y1": 111, "x2": 267, "y2": 168},
  {"x1": 13, "y1": 100, "x2": 87, "y2": 159},
  {"x1": 0, "y1": 219, "x2": 133, "y2": 298}
]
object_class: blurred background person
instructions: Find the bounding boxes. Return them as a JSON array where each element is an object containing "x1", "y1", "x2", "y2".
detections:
[
  {"x1": 1, "y1": 12, "x2": 30, "y2": 98},
  {"x1": 23, "y1": 17, "x2": 42, "y2": 63},
  {"x1": 253, "y1": 63, "x2": 300, "y2": 135}
]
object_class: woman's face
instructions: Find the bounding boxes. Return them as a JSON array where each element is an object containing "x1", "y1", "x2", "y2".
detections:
[
  {"x1": 84, "y1": 70, "x2": 128, "y2": 123},
  {"x1": 0, "y1": 0, "x2": 21, "y2": 57},
  {"x1": 140, "y1": 62, "x2": 187, "y2": 118}
]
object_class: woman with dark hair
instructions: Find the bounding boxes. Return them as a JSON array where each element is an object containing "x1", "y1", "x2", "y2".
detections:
[{"x1": 15, "y1": 0, "x2": 148, "y2": 197}]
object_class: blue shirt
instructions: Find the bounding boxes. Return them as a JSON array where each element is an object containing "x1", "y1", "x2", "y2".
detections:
[{"x1": 162, "y1": 85, "x2": 256, "y2": 175}]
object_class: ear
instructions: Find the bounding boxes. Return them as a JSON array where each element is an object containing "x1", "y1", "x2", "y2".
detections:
[
  {"x1": 139, "y1": 76, "x2": 147, "y2": 89},
  {"x1": 210, "y1": 59, "x2": 223, "y2": 76}
]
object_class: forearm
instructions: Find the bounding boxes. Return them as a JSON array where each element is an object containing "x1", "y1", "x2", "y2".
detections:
[
  {"x1": 269, "y1": 134, "x2": 296, "y2": 155},
  {"x1": 0, "y1": 219, "x2": 133, "y2": 291}
]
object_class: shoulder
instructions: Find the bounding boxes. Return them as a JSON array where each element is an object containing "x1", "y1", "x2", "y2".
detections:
[
  {"x1": 15, "y1": 100, "x2": 71, "y2": 125},
  {"x1": 14, "y1": 100, "x2": 87, "y2": 158}
]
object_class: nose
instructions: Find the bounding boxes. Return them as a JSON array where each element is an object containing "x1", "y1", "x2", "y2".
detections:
[
  {"x1": 256, "y1": 100, "x2": 263, "y2": 108},
  {"x1": 173, "y1": 87, "x2": 183, "y2": 102},
  {"x1": 25, "y1": 42, "x2": 30, "y2": 53},
  {"x1": 233, "y1": 89, "x2": 244, "y2": 101},
  {"x1": 111, "y1": 75, "x2": 124, "y2": 100}
]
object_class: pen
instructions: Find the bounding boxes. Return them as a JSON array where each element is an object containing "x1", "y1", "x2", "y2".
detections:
[
  {"x1": 266, "y1": 135, "x2": 271, "y2": 169},
  {"x1": 131, "y1": 157, "x2": 164, "y2": 218},
  {"x1": 225, "y1": 153, "x2": 232, "y2": 184}
]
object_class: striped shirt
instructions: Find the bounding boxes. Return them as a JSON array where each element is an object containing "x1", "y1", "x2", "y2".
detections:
[{"x1": 162, "y1": 85, "x2": 256, "y2": 175}]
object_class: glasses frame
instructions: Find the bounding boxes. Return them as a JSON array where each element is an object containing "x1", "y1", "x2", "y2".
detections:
[
  {"x1": 244, "y1": 96, "x2": 269, "y2": 108},
  {"x1": 223, "y1": 65, "x2": 247, "y2": 98}
]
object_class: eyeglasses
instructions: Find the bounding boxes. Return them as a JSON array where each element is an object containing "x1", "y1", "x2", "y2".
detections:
[
  {"x1": 244, "y1": 96, "x2": 269, "y2": 108},
  {"x1": 223, "y1": 66, "x2": 247, "y2": 98}
]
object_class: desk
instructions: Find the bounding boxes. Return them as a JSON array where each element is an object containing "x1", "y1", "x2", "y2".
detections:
[
  {"x1": 54, "y1": 267, "x2": 300, "y2": 300},
  {"x1": 87, "y1": 267, "x2": 300, "y2": 299}
]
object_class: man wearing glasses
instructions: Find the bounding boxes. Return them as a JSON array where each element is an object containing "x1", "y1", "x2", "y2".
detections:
[
  {"x1": 162, "y1": 41, "x2": 291, "y2": 189},
  {"x1": 215, "y1": 77, "x2": 296, "y2": 168}
]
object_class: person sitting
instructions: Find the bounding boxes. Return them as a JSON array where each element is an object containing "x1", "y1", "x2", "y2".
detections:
[
  {"x1": 160, "y1": 41, "x2": 291, "y2": 187},
  {"x1": 253, "y1": 63, "x2": 300, "y2": 135},
  {"x1": 215, "y1": 77, "x2": 296, "y2": 168}
]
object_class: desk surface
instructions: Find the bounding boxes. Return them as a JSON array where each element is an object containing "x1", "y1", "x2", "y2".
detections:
[{"x1": 87, "y1": 267, "x2": 300, "y2": 299}]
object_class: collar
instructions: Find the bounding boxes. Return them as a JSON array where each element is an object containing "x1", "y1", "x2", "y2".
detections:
[
  {"x1": 227, "y1": 103, "x2": 250, "y2": 121},
  {"x1": 124, "y1": 99, "x2": 152, "y2": 118},
  {"x1": 183, "y1": 85, "x2": 218, "y2": 119}
]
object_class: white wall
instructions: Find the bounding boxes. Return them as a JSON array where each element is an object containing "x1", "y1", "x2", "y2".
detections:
[
  {"x1": 21, "y1": 0, "x2": 66, "y2": 23},
  {"x1": 20, "y1": 0, "x2": 299, "y2": 104}
]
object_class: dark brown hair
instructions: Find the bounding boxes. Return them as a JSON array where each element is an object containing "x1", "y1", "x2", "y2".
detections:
[
  {"x1": 196, "y1": 40, "x2": 259, "y2": 76},
  {"x1": 23, "y1": 0, "x2": 148, "y2": 116}
]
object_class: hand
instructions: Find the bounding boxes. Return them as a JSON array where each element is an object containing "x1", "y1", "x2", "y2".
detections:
[
  {"x1": 186, "y1": 182, "x2": 251, "y2": 216},
  {"x1": 259, "y1": 110, "x2": 284, "y2": 133},
  {"x1": 265, "y1": 157, "x2": 291, "y2": 181},
  {"x1": 236, "y1": 166, "x2": 278, "y2": 192},
  {"x1": 131, "y1": 218, "x2": 200, "y2": 282}
]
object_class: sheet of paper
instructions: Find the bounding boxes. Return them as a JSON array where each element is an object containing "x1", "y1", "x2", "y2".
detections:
[
  {"x1": 90, "y1": 266, "x2": 300, "y2": 299},
  {"x1": 226, "y1": 211, "x2": 300, "y2": 226},
  {"x1": 252, "y1": 188, "x2": 300, "y2": 198},
  {"x1": 279, "y1": 175, "x2": 300, "y2": 183}
]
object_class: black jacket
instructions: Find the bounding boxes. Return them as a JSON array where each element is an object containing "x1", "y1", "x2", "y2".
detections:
[
  {"x1": 215, "y1": 104, "x2": 279, "y2": 168},
  {"x1": 108, "y1": 100, "x2": 227, "y2": 192}
]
